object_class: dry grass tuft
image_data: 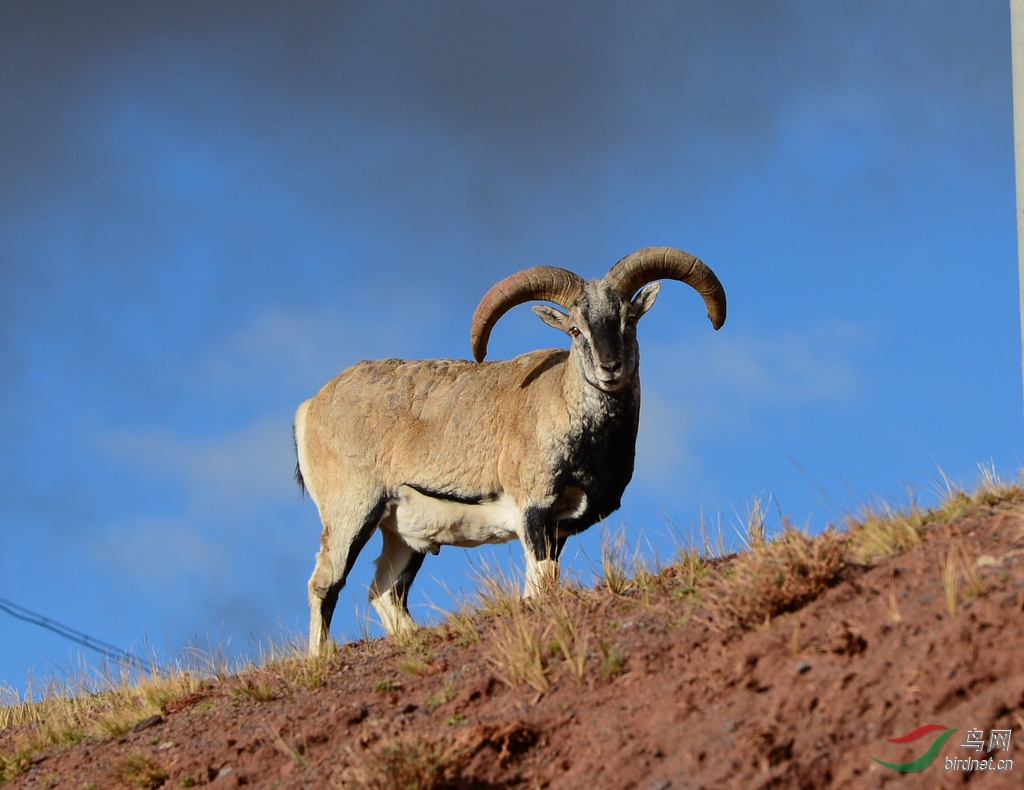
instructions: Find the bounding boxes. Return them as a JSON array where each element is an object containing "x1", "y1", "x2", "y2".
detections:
[
  {"x1": 113, "y1": 752, "x2": 170, "y2": 789},
  {"x1": 940, "y1": 541, "x2": 960, "y2": 617},
  {"x1": 598, "y1": 640, "x2": 626, "y2": 678},
  {"x1": 672, "y1": 548, "x2": 707, "y2": 592},
  {"x1": 1, "y1": 665, "x2": 204, "y2": 762},
  {"x1": 231, "y1": 676, "x2": 277, "y2": 702},
  {"x1": 733, "y1": 492, "x2": 770, "y2": 550},
  {"x1": 487, "y1": 602, "x2": 549, "y2": 692},
  {"x1": 444, "y1": 606, "x2": 483, "y2": 646},
  {"x1": 846, "y1": 465, "x2": 1024, "y2": 564},
  {"x1": 0, "y1": 658, "x2": 210, "y2": 781},
  {"x1": 275, "y1": 642, "x2": 342, "y2": 693},
  {"x1": 711, "y1": 527, "x2": 845, "y2": 628},
  {"x1": 930, "y1": 461, "x2": 1022, "y2": 513},
  {"x1": 939, "y1": 537, "x2": 988, "y2": 617},
  {"x1": 846, "y1": 501, "x2": 927, "y2": 562},
  {"x1": 465, "y1": 559, "x2": 523, "y2": 619},
  {"x1": 679, "y1": 507, "x2": 729, "y2": 560},
  {"x1": 600, "y1": 525, "x2": 634, "y2": 595},
  {"x1": 545, "y1": 603, "x2": 590, "y2": 684},
  {"x1": 0, "y1": 745, "x2": 34, "y2": 784},
  {"x1": 344, "y1": 735, "x2": 464, "y2": 790},
  {"x1": 886, "y1": 569, "x2": 903, "y2": 623}
]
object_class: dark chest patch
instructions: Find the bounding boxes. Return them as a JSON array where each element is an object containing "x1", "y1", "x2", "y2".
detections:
[{"x1": 555, "y1": 394, "x2": 639, "y2": 531}]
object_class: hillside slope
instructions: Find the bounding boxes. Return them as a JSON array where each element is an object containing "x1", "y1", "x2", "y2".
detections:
[{"x1": 2, "y1": 485, "x2": 1023, "y2": 789}]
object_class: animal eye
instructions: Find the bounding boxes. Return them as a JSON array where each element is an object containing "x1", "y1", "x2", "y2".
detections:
[{"x1": 568, "y1": 327, "x2": 581, "y2": 338}]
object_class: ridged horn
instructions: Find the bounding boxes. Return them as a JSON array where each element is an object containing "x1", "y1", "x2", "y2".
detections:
[
  {"x1": 605, "y1": 246, "x2": 726, "y2": 330},
  {"x1": 470, "y1": 266, "x2": 585, "y2": 362}
]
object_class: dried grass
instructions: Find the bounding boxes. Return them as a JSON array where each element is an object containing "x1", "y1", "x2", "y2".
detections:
[
  {"x1": 711, "y1": 527, "x2": 845, "y2": 628},
  {"x1": 0, "y1": 653, "x2": 217, "y2": 782},
  {"x1": 940, "y1": 537, "x2": 988, "y2": 617},
  {"x1": 487, "y1": 601, "x2": 548, "y2": 692},
  {"x1": 113, "y1": 752, "x2": 169, "y2": 789},
  {"x1": 600, "y1": 525, "x2": 634, "y2": 595},
  {"x1": 846, "y1": 501, "x2": 926, "y2": 562},
  {"x1": 466, "y1": 559, "x2": 523, "y2": 619},
  {"x1": 444, "y1": 606, "x2": 482, "y2": 646},
  {"x1": 545, "y1": 603, "x2": 590, "y2": 684},
  {"x1": 343, "y1": 735, "x2": 464, "y2": 790},
  {"x1": 846, "y1": 465, "x2": 1024, "y2": 563},
  {"x1": 940, "y1": 541, "x2": 961, "y2": 617},
  {"x1": 733, "y1": 492, "x2": 769, "y2": 550}
]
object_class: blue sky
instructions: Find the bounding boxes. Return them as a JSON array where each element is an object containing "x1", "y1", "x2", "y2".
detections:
[{"x1": 1, "y1": 2, "x2": 1019, "y2": 693}]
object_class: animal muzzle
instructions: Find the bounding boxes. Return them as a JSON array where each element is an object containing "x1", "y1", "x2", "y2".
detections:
[{"x1": 595, "y1": 358, "x2": 630, "y2": 391}]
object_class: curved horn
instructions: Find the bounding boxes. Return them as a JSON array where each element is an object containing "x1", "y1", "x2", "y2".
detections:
[
  {"x1": 605, "y1": 246, "x2": 726, "y2": 330},
  {"x1": 470, "y1": 266, "x2": 585, "y2": 362}
]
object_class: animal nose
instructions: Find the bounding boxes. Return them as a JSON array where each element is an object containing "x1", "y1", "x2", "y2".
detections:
[{"x1": 599, "y1": 360, "x2": 622, "y2": 375}]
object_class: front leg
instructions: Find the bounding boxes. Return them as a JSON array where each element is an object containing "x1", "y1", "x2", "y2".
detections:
[{"x1": 521, "y1": 503, "x2": 567, "y2": 598}]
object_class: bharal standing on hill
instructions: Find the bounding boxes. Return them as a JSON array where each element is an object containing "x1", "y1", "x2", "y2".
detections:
[{"x1": 294, "y1": 247, "x2": 726, "y2": 656}]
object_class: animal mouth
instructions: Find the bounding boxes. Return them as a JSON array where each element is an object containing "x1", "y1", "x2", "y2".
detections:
[{"x1": 595, "y1": 373, "x2": 630, "y2": 392}]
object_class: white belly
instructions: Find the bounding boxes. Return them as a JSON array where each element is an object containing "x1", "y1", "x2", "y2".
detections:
[{"x1": 385, "y1": 485, "x2": 521, "y2": 555}]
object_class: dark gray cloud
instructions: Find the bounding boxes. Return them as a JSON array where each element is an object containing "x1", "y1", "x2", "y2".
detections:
[
  {"x1": 0, "y1": 0, "x2": 1010, "y2": 430},
  {"x1": 2, "y1": 2, "x2": 1007, "y2": 194},
  {"x1": 0, "y1": 0, "x2": 1009, "y2": 374}
]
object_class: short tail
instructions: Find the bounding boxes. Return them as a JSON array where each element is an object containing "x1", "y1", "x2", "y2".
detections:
[{"x1": 293, "y1": 425, "x2": 306, "y2": 497}]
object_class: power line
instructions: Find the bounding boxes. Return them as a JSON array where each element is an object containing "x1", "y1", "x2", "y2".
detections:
[{"x1": 0, "y1": 596, "x2": 146, "y2": 671}]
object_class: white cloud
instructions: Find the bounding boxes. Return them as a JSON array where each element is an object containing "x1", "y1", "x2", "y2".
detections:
[
  {"x1": 89, "y1": 518, "x2": 224, "y2": 583},
  {"x1": 635, "y1": 390, "x2": 697, "y2": 487},
  {"x1": 193, "y1": 308, "x2": 367, "y2": 401},
  {"x1": 645, "y1": 320, "x2": 866, "y2": 411},
  {"x1": 95, "y1": 306, "x2": 409, "y2": 518},
  {"x1": 629, "y1": 321, "x2": 868, "y2": 505},
  {"x1": 191, "y1": 301, "x2": 457, "y2": 408},
  {"x1": 99, "y1": 416, "x2": 297, "y2": 515}
]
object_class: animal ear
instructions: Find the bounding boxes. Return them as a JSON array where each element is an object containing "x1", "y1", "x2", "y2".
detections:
[
  {"x1": 631, "y1": 282, "x2": 661, "y2": 319},
  {"x1": 532, "y1": 304, "x2": 571, "y2": 332}
]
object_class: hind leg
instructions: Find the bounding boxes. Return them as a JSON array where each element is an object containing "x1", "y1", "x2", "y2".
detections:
[
  {"x1": 369, "y1": 527, "x2": 426, "y2": 635},
  {"x1": 308, "y1": 491, "x2": 388, "y2": 657}
]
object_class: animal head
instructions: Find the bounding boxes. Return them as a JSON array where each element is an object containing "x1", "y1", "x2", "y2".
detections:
[{"x1": 470, "y1": 247, "x2": 727, "y2": 392}]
